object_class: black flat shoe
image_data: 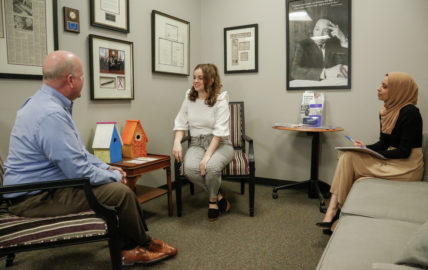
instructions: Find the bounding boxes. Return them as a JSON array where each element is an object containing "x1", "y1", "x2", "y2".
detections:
[
  {"x1": 217, "y1": 197, "x2": 230, "y2": 213},
  {"x1": 322, "y1": 228, "x2": 333, "y2": 235},
  {"x1": 208, "y1": 202, "x2": 219, "y2": 222},
  {"x1": 217, "y1": 189, "x2": 231, "y2": 213},
  {"x1": 316, "y1": 209, "x2": 340, "y2": 228}
]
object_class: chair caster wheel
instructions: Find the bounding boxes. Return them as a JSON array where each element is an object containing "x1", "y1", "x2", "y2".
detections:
[{"x1": 272, "y1": 192, "x2": 278, "y2": 199}]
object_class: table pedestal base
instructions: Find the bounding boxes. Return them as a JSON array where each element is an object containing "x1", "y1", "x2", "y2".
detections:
[
  {"x1": 272, "y1": 179, "x2": 327, "y2": 213},
  {"x1": 272, "y1": 132, "x2": 329, "y2": 213}
]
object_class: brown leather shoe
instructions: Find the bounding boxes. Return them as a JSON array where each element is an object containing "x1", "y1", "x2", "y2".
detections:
[
  {"x1": 121, "y1": 246, "x2": 168, "y2": 265},
  {"x1": 148, "y1": 239, "x2": 178, "y2": 257}
]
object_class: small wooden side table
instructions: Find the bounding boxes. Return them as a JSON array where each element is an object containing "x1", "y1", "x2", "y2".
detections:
[
  {"x1": 272, "y1": 126, "x2": 344, "y2": 212},
  {"x1": 110, "y1": 154, "x2": 173, "y2": 216}
]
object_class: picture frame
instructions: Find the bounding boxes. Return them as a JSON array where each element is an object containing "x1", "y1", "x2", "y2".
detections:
[
  {"x1": 224, "y1": 24, "x2": 258, "y2": 74},
  {"x1": 89, "y1": 34, "x2": 134, "y2": 100},
  {"x1": 286, "y1": 0, "x2": 351, "y2": 90},
  {"x1": 151, "y1": 10, "x2": 190, "y2": 76},
  {"x1": 0, "y1": 0, "x2": 4, "y2": 38},
  {"x1": 0, "y1": 0, "x2": 58, "y2": 79},
  {"x1": 90, "y1": 0, "x2": 129, "y2": 33},
  {"x1": 63, "y1": 7, "x2": 80, "y2": 33}
]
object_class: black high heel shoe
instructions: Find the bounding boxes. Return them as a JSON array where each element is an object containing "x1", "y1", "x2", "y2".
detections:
[
  {"x1": 316, "y1": 209, "x2": 340, "y2": 228},
  {"x1": 322, "y1": 228, "x2": 333, "y2": 235},
  {"x1": 208, "y1": 202, "x2": 220, "y2": 222}
]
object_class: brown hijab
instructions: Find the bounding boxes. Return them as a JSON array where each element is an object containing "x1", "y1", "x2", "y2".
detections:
[{"x1": 380, "y1": 72, "x2": 418, "y2": 134}]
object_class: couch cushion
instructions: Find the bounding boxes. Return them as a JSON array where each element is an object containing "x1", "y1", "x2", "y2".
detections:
[
  {"x1": 316, "y1": 216, "x2": 420, "y2": 270},
  {"x1": 0, "y1": 210, "x2": 107, "y2": 249},
  {"x1": 395, "y1": 220, "x2": 428, "y2": 268},
  {"x1": 341, "y1": 178, "x2": 428, "y2": 224}
]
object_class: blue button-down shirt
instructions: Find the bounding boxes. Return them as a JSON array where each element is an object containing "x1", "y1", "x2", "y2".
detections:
[{"x1": 4, "y1": 84, "x2": 121, "y2": 197}]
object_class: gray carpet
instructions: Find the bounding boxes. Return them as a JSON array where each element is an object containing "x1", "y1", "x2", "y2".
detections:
[{"x1": 2, "y1": 182, "x2": 331, "y2": 270}]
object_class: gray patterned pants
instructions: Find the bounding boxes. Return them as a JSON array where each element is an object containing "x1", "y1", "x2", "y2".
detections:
[{"x1": 183, "y1": 134, "x2": 234, "y2": 198}]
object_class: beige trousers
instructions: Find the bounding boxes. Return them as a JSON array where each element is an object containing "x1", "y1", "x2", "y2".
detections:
[
  {"x1": 184, "y1": 134, "x2": 234, "y2": 198},
  {"x1": 330, "y1": 148, "x2": 424, "y2": 206}
]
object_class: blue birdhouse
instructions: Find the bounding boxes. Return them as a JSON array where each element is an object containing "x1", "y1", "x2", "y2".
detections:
[{"x1": 92, "y1": 122, "x2": 123, "y2": 163}]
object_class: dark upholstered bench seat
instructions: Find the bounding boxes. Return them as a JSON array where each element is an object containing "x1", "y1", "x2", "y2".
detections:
[
  {"x1": 0, "y1": 209, "x2": 107, "y2": 249},
  {"x1": 0, "y1": 156, "x2": 121, "y2": 269}
]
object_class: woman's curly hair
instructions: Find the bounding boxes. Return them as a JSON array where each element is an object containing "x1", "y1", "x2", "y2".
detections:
[{"x1": 188, "y1": 64, "x2": 222, "y2": 107}]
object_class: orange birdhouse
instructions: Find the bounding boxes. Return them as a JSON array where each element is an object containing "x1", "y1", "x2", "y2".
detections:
[{"x1": 121, "y1": 120, "x2": 148, "y2": 158}]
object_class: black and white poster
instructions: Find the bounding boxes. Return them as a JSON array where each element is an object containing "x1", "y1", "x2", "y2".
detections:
[{"x1": 286, "y1": 0, "x2": 351, "y2": 90}]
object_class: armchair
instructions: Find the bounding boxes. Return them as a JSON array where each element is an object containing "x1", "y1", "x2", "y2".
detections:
[
  {"x1": 0, "y1": 156, "x2": 122, "y2": 269},
  {"x1": 174, "y1": 101, "x2": 256, "y2": 216}
]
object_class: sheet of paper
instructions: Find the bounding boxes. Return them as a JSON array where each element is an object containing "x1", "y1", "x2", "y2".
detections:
[
  {"x1": 124, "y1": 159, "x2": 147, "y2": 164},
  {"x1": 136, "y1": 157, "x2": 159, "y2": 162}
]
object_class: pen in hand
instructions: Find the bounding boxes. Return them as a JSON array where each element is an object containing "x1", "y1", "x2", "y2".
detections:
[{"x1": 345, "y1": 136, "x2": 365, "y2": 148}]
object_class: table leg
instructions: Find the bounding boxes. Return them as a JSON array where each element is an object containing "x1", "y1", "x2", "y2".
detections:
[
  {"x1": 126, "y1": 176, "x2": 139, "y2": 193},
  {"x1": 165, "y1": 166, "x2": 173, "y2": 217},
  {"x1": 176, "y1": 175, "x2": 183, "y2": 217},
  {"x1": 308, "y1": 132, "x2": 320, "y2": 198},
  {"x1": 308, "y1": 132, "x2": 326, "y2": 212}
]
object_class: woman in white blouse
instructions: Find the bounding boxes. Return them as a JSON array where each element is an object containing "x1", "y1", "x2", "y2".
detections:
[{"x1": 172, "y1": 64, "x2": 234, "y2": 222}]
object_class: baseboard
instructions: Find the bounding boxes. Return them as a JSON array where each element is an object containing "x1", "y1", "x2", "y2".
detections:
[
  {"x1": 253, "y1": 177, "x2": 295, "y2": 186},
  {"x1": 255, "y1": 177, "x2": 331, "y2": 194},
  {"x1": 159, "y1": 177, "x2": 331, "y2": 193}
]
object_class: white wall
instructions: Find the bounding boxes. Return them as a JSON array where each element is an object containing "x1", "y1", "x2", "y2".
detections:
[
  {"x1": 200, "y1": 0, "x2": 428, "y2": 184},
  {"x1": 0, "y1": 0, "x2": 427, "y2": 187}
]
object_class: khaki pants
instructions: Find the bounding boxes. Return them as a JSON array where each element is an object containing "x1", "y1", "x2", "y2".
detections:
[
  {"x1": 330, "y1": 148, "x2": 424, "y2": 206},
  {"x1": 9, "y1": 182, "x2": 150, "y2": 249}
]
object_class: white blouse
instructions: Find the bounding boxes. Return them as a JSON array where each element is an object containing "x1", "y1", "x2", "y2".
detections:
[{"x1": 173, "y1": 89, "x2": 230, "y2": 137}]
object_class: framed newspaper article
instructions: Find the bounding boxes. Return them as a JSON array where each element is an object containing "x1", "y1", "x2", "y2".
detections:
[
  {"x1": 0, "y1": 0, "x2": 58, "y2": 79},
  {"x1": 224, "y1": 24, "x2": 258, "y2": 74},
  {"x1": 90, "y1": 0, "x2": 129, "y2": 33},
  {"x1": 0, "y1": 1, "x2": 4, "y2": 38},
  {"x1": 151, "y1": 10, "x2": 190, "y2": 76},
  {"x1": 89, "y1": 35, "x2": 134, "y2": 100},
  {"x1": 286, "y1": 0, "x2": 351, "y2": 90}
]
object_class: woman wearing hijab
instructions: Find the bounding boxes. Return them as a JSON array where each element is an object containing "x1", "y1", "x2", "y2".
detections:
[{"x1": 316, "y1": 72, "x2": 424, "y2": 234}]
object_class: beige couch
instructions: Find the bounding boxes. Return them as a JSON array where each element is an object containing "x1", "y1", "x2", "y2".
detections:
[
  {"x1": 316, "y1": 178, "x2": 428, "y2": 270},
  {"x1": 316, "y1": 137, "x2": 428, "y2": 270}
]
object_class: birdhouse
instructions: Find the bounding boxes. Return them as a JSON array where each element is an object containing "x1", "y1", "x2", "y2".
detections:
[
  {"x1": 121, "y1": 120, "x2": 148, "y2": 158},
  {"x1": 92, "y1": 122, "x2": 123, "y2": 163}
]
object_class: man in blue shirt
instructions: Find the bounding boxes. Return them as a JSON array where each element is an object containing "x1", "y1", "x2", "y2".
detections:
[{"x1": 4, "y1": 51, "x2": 177, "y2": 266}]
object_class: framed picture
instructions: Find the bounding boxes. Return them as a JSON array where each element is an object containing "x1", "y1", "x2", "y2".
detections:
[
  {"x1": 89, "y1": 34, "x2": 134, "y2": 100},
  {"x1": 151, "y1": 10, "x2": 190, "y2": 76},
  {"x1": 286, "y1": 0, "x2": 351, "y2": 90},
  {"x1": 0, "y1": 0, "x2": 4, "y2": 38},
  {"x1": 224, "y1": 24, "x2": 258, "y2": 74},
  {"x1": 90, "y1": 0, "x2": 129, "y2": 33},
  {"x1": 63, "y1": 7, "x2": 80, "y2": 33},
  {"x1": 0, "y1": 0, "x2": 58, "y2": 79}
]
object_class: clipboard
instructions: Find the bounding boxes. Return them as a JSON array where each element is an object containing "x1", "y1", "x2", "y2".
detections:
[{"x1": 335, "y1": 146, "x2": 387, "y2": 160}]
